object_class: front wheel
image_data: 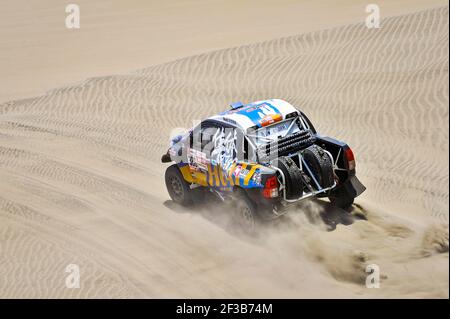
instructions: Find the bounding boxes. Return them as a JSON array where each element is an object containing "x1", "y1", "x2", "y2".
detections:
[{"x1": 165, "y1": 164, "x2": 193, "y2": 206}]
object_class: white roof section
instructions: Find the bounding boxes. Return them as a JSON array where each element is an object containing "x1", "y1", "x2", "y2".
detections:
[{"x1": 210, "y1": 99, "x2": 299, "y2": 130}]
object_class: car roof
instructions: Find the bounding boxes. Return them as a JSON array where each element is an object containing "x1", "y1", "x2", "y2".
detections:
[{"x1": 208, "y1": 99, "x2": 298, "y2": 130}]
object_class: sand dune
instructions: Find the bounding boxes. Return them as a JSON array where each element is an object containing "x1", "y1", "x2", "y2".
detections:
[
  {"x1": 1, "y1": 0, "x2": 447, "y2": 103},
  {"x1": 0, "y1": 6, "x2": 448, "y2": 298}
]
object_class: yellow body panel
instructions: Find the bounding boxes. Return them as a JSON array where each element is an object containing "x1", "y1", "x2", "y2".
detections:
[
  {"x1": 180, "y1": 161, "x2": 260, "y2": 188},
  {"x1": 243, "y1": 164, "x2": 261, "y2": 185}
]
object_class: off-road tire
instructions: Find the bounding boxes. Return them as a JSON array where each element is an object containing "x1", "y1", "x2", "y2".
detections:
[
  {"x1": 233, "y1": 191, "x2": 258, "y2": 234},
  {"x1": 165, "y1": 164, "x2": 193, "y2": 206},
  {"x1": 302, "y1": 145, "x2": 334, "y2": 189},
  {"x1": 329, "y1": 194, "x2": 355, "y2": 210},
  {"x1": 275, "y1": 156, "x2": 303, "y2": 200}
]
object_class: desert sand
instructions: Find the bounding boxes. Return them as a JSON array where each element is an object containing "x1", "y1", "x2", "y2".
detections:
[
  {"x1": 0, "y1": 1, "x2": 448, "y2": 298},
  {"x1": 1, "y1": 0, "x2": 447, "y2": 103}
]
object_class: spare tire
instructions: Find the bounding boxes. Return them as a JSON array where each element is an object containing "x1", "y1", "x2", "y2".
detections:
[
  {"x1": 274, "y1": 156, "x2": 303, "y2": 200},
  {"x1": 302, "y1": 145, "x2": 334, "y2": 189}
]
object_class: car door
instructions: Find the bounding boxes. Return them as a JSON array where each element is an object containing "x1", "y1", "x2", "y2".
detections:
[{"x1": 186, "y1": 123, "x2": 221, "y2": 186}]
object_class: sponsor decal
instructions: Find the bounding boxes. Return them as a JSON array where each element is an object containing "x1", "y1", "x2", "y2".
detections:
[
  {"x1": 251, "y1": 170, "x2": 262, "y2": 185},
  {"x1": 188, "y1": 148, "x2": 208, "y2": 171},
  {"x1": 239, "y1": 168, "x2": 250, "y2": 178},
  {"x1": 259, "y1": 113, "x2": 282, "y2": 127},
  {"x1": 222, "y1": 117, "x2": 237, "y2": 125},
  {"x1": 233, "y1": 165, "x2": 242, "y2": 177},
  {"x1": 238, "y1": 102, "x2": 282, "y2": 127}
]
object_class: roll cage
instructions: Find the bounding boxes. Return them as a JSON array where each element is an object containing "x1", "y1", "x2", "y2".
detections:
[{"x1": 189, "y1": 112, "x2": 317, "y2": 165}]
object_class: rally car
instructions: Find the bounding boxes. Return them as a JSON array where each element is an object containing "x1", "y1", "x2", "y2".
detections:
[{"x1": 162, "y1": 99, "x2": 365, "y2": 229}]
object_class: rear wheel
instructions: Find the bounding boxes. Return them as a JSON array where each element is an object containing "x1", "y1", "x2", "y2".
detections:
[
  {"x1": 165, "y1": 164, "x2": 193, "y2": 206},
  {"x1": 329, "y1": 194, "x2": 355, "y2": 210},
  {"x1": 233, "y1": 192, "x2": 258, "y2": 233}
]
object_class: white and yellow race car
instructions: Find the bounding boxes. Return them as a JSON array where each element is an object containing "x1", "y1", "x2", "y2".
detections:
[{"x1": 162, "y1": 99, "x2": 366, "y2": 230}]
